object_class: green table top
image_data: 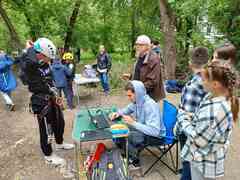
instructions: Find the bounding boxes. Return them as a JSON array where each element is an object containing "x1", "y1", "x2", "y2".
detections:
[{"x1": 72, "y1": 106, "x2": 120, "y2": 141}]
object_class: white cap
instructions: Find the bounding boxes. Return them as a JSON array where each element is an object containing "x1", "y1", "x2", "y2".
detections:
[
  {"x1": 135, "y1": 35, "x2": 151, "y2": 45},
  {"x1": 34, "y1": 38, "x2": 56, "y2": 59}
]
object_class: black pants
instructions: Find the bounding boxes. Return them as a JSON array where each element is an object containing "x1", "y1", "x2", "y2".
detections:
[
  {"x1": 179, "y1": 133, "x2": 192, "y2": 180},
  {"x1": 37, "y1": 103, "x2": 65, "y2": 156}
]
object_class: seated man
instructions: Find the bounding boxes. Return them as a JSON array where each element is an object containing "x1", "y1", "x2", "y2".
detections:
[{"x1": 110, "y1": 80, "x2": 166, "y2": 168}]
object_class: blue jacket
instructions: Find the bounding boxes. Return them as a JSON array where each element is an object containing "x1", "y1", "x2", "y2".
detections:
[
  {"x1": 51, "y1": 59, "x2": 72, "y2": 88},
  {"x1": 119, "y1": 80, "x2": 166, "y2": 137},
  {"x1": 0, "y1": 54, "x2": 17, "y2": 93}
]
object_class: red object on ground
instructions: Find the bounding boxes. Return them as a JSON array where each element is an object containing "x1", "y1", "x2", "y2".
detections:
[{"x1": 86, "y1": 143, "x2": 106, "y2": 172}]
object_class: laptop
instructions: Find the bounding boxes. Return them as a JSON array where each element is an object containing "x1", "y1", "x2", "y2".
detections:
[{"x1": 87, "y1": 108, "x2": 110, "y2": 129}]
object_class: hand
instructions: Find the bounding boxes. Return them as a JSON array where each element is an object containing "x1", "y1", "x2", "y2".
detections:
[
  {"x1": 121, "y1": 73, "x2": 131, "y2": 80},
  {"x1": 55, "y1": 97, "x2": 63, "y2": 106},
  {"x1": 109, "y1": 112, "x2": 120, "y2": 121},
  {"x1": 122, "y1": 115, "x2": 135, "y2": 125}
]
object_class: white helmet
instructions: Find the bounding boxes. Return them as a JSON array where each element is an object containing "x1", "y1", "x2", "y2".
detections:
[
  {"x1": 135, "y1": 35, "x2": 151, "y2": 45},
  {"x1": 33, "y1": 38, "x2": 56, "y2": 59}
]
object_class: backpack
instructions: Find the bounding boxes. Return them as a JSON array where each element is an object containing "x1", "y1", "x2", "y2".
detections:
[{"x1": 90, "y1": 148, "x2": 129, "y2": 180}]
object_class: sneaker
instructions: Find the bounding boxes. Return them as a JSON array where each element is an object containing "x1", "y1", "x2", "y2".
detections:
[
  {"x1": 129, "y1": 158, "x2": 141, "y2": 171},
  {"x1": 6, "y1": 104, "x2": 15, "y2": 111},
  {"x1": 56, "y1": 142, "x2": 74, "y2": 150},
  {"x1": 129, "y1": 163, "x2": 141, "y2": 171},
  {"x1": 44, "y1": 154, "x2": 65, "y2": 166}
]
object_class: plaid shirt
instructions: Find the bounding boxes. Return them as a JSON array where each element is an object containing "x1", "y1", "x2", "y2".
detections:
[
  {"x1": 179, "y1": 73, "x2": 207, "y2": 113},
  {"x1": 176, "y1": 94, "x2": 233, "y2": 178}
]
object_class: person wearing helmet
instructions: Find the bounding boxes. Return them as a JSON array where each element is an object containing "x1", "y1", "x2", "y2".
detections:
[
  {"x1": 62, "y1": 52, "x2": 75, "y2": 109},
  {"x1": 96, "y1": 45, "x2": 111, "y2": 95},
  {"x1": 122, "y1": 35, "x2": 165, "y2": 101},
  {"x1": 21, "y1": 38, "x2": 74, "y2": 166}
]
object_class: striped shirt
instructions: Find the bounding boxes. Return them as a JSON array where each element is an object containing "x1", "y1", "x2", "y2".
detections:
[{"x1": 176, "y1": 94, "x2": 233, "y2": 178}]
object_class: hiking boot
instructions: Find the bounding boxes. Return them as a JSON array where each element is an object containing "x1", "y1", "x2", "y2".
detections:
[
  {"x1": 44, "y1": 153, "x2": 65, "y2": 166},
  {"x1": 56, "y1": 142, "x2": 74, "y2": 150}
]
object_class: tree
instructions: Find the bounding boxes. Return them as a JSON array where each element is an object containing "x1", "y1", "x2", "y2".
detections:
[
  {"x1": 64, "y1": 0, "x2": 81, "y2": 51},
  {"x1": 0, "y1": 0, "x2": 22, "y2": 49},
  {"x1": 159, "y1": 0, "x2": 177, "y2": 79}
]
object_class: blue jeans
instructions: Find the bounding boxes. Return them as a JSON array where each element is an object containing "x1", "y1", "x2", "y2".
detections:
[
  {"x1": 99, "y1": 72, "x2": 109, "y2": 92},
  {"x1": 179, "y1": 133, "x2": 192, "y2": 180}
]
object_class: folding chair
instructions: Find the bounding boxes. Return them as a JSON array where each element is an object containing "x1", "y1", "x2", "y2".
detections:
[{"x1": 142, "y1": 99, "x2": 179, "y2": 176}]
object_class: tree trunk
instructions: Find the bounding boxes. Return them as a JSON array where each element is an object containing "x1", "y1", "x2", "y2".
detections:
[
  {"x1": 159, "y1": 0, "x2": 177, "y2": 79},
  {"x1": 0, "y1": 0, "x2": 23, "y2": 50},
  {"x1": 64, "y1": 0, "x2": 81, "y2": 51},
  {"x1": 130, "y1": 0, "x2": 138, "y2": 57}
]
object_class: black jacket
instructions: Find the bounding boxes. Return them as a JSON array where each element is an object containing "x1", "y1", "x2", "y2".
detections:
[
  {"x1": 23, "y1": 48, "x2": 54, "y2": 95},
  {"x1": 96, "y1": 52, "x2": 111, "y2": 71}
]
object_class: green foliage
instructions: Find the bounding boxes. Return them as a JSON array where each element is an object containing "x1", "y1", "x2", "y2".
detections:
[
  {"x1": 208, "y1": 0, "x2": 240, "y2": 70},
  {"x1": 109, "y1": 52, "x2": 132, "y2": 90},
  {"x1": 1, "y1": 0, "x2": 240, "y2": 76}
]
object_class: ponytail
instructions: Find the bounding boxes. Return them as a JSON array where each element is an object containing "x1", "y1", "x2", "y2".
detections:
[{"x1": 230, "y1": 96, "x2": 239, "y2": 123}]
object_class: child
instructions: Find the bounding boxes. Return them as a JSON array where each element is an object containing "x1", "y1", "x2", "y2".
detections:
[
  {"x1": 212, "y1": 43, "x2": 236, "y2": 66},
  {"x1": 211, "y1": 43, "x2": 239, "y2": 96},
  {"x1": 178, "y1": 47, "x2": 209, "y2": 180},
  {"x1": 62, "y1": 52, "x2": 75, "y2": 109},
  {"x1": 176, "y1": 63, "x2": 239, "y2": 180},
  {"x1": 0, "y1": 53, "x2": 17, "y2": 111},
  {"x1": 51, "y1": 59, "x2": 72, "y2": 109}
]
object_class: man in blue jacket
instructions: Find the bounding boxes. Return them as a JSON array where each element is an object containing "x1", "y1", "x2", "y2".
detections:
[{"x1": 110, "y1": 80, "x2": 166, "y2": 168}]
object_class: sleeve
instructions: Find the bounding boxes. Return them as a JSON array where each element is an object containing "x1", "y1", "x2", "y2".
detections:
[
  {"x1": 175, "y1": 109, "x2": 193, "y2": 135},
  {"x1": 118, "y1": 103, "x2": 135, "y2": 115},
  {"x1": 132, "y1": 104, "x2": 161, "y2": 137},
  {"x1": 63, "y1": 65, "x2": 72, "y2": 77},
  {"x1": 106, "y1": 54, "x2": 112, "y2": 71},
  {"x1": 177, "y1": 104, "x2": 226, "y2": 150},
  {"x1": 180, "y1": 81, "x2": 206, "y2": 113},
  {"x1": 143, "y1": 61, "x2": 161, "y2": 90},
  {"x1": 0, "y1": 55, "x2": 13, "y2": 70}
]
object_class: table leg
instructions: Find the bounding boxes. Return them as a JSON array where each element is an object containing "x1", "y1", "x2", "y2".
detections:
[
  {"x1": 126, "y1": 137, "x2": 129, "y2": 178},
  {"x1": 74, "y1": 142, "x2": 79, "y2": 180},
  {"x1": 77, "y1": 84, "x2": 80, "y2": 106}
]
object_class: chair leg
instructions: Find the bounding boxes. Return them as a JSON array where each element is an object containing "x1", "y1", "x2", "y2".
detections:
[
  {"x1": 143, "y1": 142, "x2": 179, "y2": 176},
  {"x1": 176, "y1": 141, "x2": 179, "y2": 173}
]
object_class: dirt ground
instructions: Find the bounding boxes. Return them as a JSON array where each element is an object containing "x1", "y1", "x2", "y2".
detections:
[{"x1": 0, "y1": 83, "x2": 239, "y2": 180}]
